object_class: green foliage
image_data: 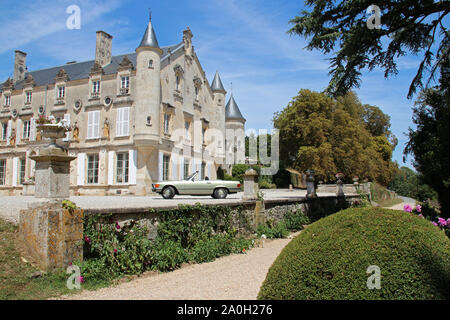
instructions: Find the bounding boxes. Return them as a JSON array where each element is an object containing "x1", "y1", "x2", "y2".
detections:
[
  {"x1": 82, "y1": 215, "x2": 153, "y2": 281},
  {"x1": 389, "y1": 166, "x2": 438, "y2": 201},
  {"x1": 405, "y1": 58, "x2": 450, "y2": 218},
  {"x1": 217, "y1": 167, "x2": 225, "y2": 180},
  {"x1": 259, "y1": 180, "x2": 276, "y2": 189},
  {"x1": 62, "y1": 199, "x2": 77, "y2": 212},
  {"x1": 370, "y1": 182, "x2": 397, "y2": 203},
  {"x1": 256, "y1": 220, "x2": 289, "y2": 239},
  {"x1": 81, "y1": 204, "x2": 254, "y2": 282},
  {"x1": 231, "y1": 164, "x2": 249, "y2": 183},
  {"x1": 288, "y1": 0, "x2": 449, "y2": 98},
  {"x1": 273, "y1": 90, "x2": 396, "y2": 185},
  {"x1": 272, "y1": 168, "x2": 292, "y2": 188},
  {"x1": 283, "y1": 209, "x2": 310, "y2": 231},
  {"x1": 258, "y1": 207, "x2": 450, "y2": 300},
  {"x1": 151, "y1": 239, "x2": 187, "y2": 272}
]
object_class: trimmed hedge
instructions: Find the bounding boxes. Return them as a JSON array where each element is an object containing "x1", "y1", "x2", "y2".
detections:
[{"x1": 258, "y1": 207, "x2": 450, "y2": 300}]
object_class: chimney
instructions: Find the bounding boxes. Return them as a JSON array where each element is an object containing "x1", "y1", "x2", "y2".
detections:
[
  {"x1": 14, "y1": 50, "x2": 27, "y2": 84},
  {"x1": 95, "y1": 31, "x2": 113, "y2": 67}
]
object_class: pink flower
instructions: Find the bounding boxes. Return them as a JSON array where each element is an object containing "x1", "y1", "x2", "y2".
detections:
[
  {"x1": 115, "y1": 222, "x2": 121, "y2": 230},
  {"x1": 438, "y1": 217, "x2": 447, "y2": 227},
  {"x1": 78, "y1": 276, "x2": 84, "y2": 283},
  {"x1": 416, "y1": 205, "x2": 422, "y2": 213},
  {"x1": 403, "y1": 204, "x2": 412, "y2": 213},
  {"x1": 68, "y1": 262, "x2": 72, "y2": 266},
  {"x1": 114, "y1": 248, "x2": 118, "y2": 253},
  {"x1": 432, "y1": 222, "x2": 438, "y2": 227},
  {"x1": 84, "y1": 236, "x2": 91, "y2": 244},
  {"x1": 447, "y1": 219, "x2": 450, "y2": 227}
]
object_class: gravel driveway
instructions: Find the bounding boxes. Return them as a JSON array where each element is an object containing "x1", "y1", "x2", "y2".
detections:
[{"x1": 59, "y1": 233, "x2": 298, "y2": 300}]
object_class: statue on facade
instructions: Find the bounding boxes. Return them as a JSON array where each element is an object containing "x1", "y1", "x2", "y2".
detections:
[
  {"x1": 72, "y1": 122, "x2": 80, "y2": 142},
  {"x1": 9, "y1": 129, "x2": 16, "y2": 146},
  {"x1": 103, "y1": 118, "x2": 110, "y2": 140}
]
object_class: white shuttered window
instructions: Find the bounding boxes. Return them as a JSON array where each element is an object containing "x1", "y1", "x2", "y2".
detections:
[
  {"x1": 116, "y1": 107, "x2": 130, "y2": 137},
  {"x1": 87, "y1": 111, "x2": 100, "y2": 139}
]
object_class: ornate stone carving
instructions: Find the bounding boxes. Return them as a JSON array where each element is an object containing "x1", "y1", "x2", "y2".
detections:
[
  {"x1": 173, "y1": 64, "x2": 184, "y2": 77},
  {"x1": 24, "y1": 74, "x2": 35, "y2": 87},
  {"x1": 89, "y1": 61, "x2": 104, "y2": 76},
  {"x1": 117, "y1": 55, "x2": 133, "y2": 72},
  {"x1": 2, "y1": 78, "x2": 14, "y2": 91},
  {"x1": 55, "y1": 68, "x2": 69, "y2": 82}
]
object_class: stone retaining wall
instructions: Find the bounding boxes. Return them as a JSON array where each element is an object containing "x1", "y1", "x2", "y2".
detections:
[{"x1": 85, "y1": 195, "x2": 361, "y2": 239}]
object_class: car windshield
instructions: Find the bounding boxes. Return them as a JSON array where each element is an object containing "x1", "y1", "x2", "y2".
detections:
[{"x1": 185, "y1": 172, "x2": 198, "y2": 181}]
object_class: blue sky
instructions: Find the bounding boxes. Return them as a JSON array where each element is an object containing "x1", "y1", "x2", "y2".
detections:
[{"x1": 0, "y1": 0, "x2": 445, "y2": 169}]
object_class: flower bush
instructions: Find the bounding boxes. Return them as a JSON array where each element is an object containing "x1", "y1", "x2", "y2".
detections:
[{"x1": 404, "y1": 203, "x2": 449, "y2": 237}]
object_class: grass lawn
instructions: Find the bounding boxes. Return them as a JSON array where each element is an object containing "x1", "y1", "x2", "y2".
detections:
[{"x1": 0, "y1": 218, "x2": 108, "y2": 300}]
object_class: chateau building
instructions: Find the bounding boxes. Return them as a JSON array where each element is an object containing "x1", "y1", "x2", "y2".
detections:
[{"x1": 0, "y1": 19, "x2": 246, "y2": 196}]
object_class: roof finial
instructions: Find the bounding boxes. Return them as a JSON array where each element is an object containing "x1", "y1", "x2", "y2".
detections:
[
  {"x1": 149, "y1": 8, "x2": 152, "y2": 21},
  {"x1": 230, "y1": 82, "x2": 233, "y2": 94}
]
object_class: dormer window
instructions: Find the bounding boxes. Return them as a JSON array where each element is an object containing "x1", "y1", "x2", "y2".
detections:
[
  {"x1": 92, "y1": 80, "x2": 100, "y2": 95},
  {"x1": 4, "y1": 95, "x2": 10, "y2": 107},
  {"x1": 25, "y1": 91, "x2": 32, "y2": 104},
  {"x1": 57, "y1": 86, "x2": 65, "y2": 99},
  {"x1": 120, "y1": 76, "x2": 130, "y2": 95}
]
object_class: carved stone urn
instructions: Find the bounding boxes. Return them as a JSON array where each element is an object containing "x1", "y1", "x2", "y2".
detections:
[{"x1": 36, "y1": 124, "x2": 70, "y2": 156}]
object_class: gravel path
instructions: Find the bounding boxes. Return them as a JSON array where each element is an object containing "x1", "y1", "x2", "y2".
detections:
[
  {"x1": 59, "y1": 234, "x2": 298, "y2": 300},
  {"x1": 386, "y1": 196, "x2": 416, "y2": 211}
]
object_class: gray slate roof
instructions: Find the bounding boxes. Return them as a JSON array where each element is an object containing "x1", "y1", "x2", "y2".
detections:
[
  {"x1": 210, "y1": 71, "x2": 225, "y2": 92},
  {"x1": 0, "y1": 44, "x2": 181, "y2": 91},
  {"x1": 138, "y1": 20, "x2": 160, "y2": 48},
  {"x1": 225, "y1": 94, "x2": 245, "y2": 122}
]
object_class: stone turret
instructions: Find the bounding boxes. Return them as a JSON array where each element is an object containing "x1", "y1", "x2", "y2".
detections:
[
  {"x1": 211, "y1": 71, "x2": 227, "y2": 161},
  {"x1": 134, "y1": 17, "x2": 163, "y2": 144},
  {"x1": 225, "y1": 94, "x2": 246, "y2": 166}
]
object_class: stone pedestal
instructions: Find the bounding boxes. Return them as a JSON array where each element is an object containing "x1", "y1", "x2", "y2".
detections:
[
  {"x1": 336, "y1": 180, "x2": 345, "y2": 197},
  {"x1": 22, "y1": 181, "x2": 35, "y2": 196},
  {"x1": 243, "y1": 168, "x2": 259, "y2": 201},
  {"x1": 19, "y1": 200, "x2": 83, "y2": 271},
  {"x1": 19, "y1": 123, "x2": 81, "y2": 271},
  {"x1": 30, "y1": 154, "x2": 76, "y2": 198},
  {"x1": 305, "y1": 169, "x2": 317, "y2": 198}
]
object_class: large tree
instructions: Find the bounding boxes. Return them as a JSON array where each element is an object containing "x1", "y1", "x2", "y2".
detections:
[
  {"x1": 289, "y1": 0, "x2": 450, "y2": 98},
  {"x1": 405, "y1": 56, "x2": 450, "y2": 217},
  {"x1": 273, "y1": 90, "x2": 396, "y2": 184}
]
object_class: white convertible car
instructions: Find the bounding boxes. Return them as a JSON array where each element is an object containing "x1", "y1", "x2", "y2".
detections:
[{"x1": 151, "y1": 171, "x2": 242, "y2": 199}]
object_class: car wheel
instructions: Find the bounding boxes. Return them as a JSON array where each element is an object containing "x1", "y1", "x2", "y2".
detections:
[
  {"x1": 162, "y1": 186, "x2": 176, "y2": 199},
  {"x1": 213, "y1": 188, "x2": 228, "y2": 199}
]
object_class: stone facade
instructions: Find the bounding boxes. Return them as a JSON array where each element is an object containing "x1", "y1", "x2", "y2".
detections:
[{"x1": 0, "y1": 19, "x2": 246, "y2": 196}]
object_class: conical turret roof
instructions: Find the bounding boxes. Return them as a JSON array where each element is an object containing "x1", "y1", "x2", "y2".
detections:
[
  {"x1": 225, "y1": 94, "x2": 245, "y2": 122},
  {"x1": 211, "y1": 71, "x2": 226, "y2": 92},
  {"x1": 138, "y1": 19, "x2": 160, "y2": 48}
]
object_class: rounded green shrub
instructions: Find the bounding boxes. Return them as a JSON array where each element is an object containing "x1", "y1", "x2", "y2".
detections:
[{"x1": 258, "y1": 208, "x2": 450, "y2": 300}]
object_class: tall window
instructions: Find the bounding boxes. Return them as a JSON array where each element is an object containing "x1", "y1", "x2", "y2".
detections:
[
  {"x1": 57, "y1": 86, "x2": 65, "y2": 99},
  {"x1": 22, "y1": 120, "x2": 31, "y2": 139},
  {"x1": 92, "y1": 80, "x2": 100, "y2": 94},
  {"x1": 121, "y1": 76, "x2": 129, "y2": 89},
  {"x1": 87, "y1": 111, "x2": 100, "y2": 139},
  {"x1": 4, "y1": 95, "x2": 10, "y2": 106},
  {"x1": 1, "y1": 122, "x2": 7, "y2": 141},
  {"x1": 163, "y1": 113, "x2": 170, "y2": 134},
  {"x1": 195, "y1": 86, "x2": 199, "y2": 100},
  {"x1": 116, "y1": 152, "x2": 129, "y2": 184},
  {"x1": 25, "y1": 91, "x2": 32, "y2": 104},
  {"x1": 0, "y1": 159, "x2": 6, "y2": 185},
  {"x1": 116, "y1": 107, "x2": 130, "y2": 137},
  {"x1": 184, "y1": 121, "x2": 190, "y2": 140},
  {"x1": 19, "y1": 158, "x2": 26, "y2": 185},
  {"x1": 176, "y1": 75, "x2": 180, "y2": 90},
  {"x1": 162, "y1": 155, "x2": 170, "y2": 181},
  {"x1": 87, "y1": 154, "x2": 99, "y2": 184},
  {"x1": 184, "y1": 159, "x2": 190, "y2": 180},
  {"x1": 201, "y1": 162, "x2": 206, "y2": 180}
]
